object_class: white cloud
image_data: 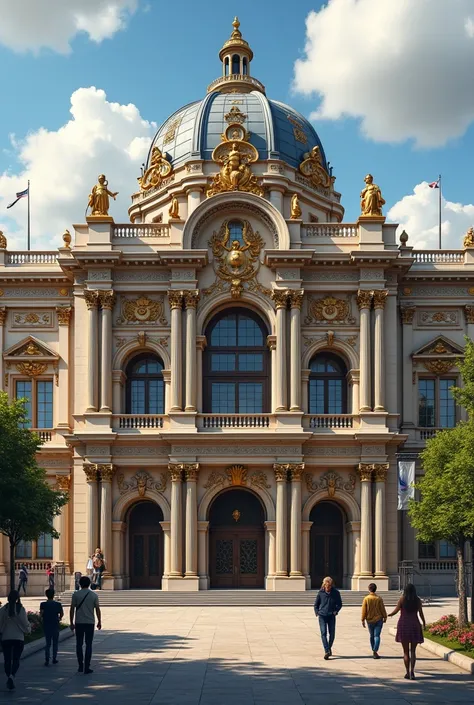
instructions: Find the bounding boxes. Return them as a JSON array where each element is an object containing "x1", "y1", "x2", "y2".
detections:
[
  {"x1": 0, "y1": 87, "x2": 156, "y2": 249},
  {"x1": 293, "y1": 0, "x2": 474, "y2": 147},
  {"x1": 0, "y1": 0, "x2": 139, "y2": 53},
  {"x1": 388, "y1": 182, "x2": 474, "y2": 249}
]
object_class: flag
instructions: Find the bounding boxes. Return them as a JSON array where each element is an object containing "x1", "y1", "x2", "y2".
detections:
[
  {"x1": 397, "y1": 459, "x2": 415, "y2": 510},
  {"x1": 7, "y1": 187, "x2": 29, "y2": 209},
  {"x1": 428, "y1": 179, "x2": 440, "y2": 189}
]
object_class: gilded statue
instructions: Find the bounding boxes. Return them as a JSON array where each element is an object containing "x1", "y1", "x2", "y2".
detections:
[
  {"x1": 360, "y1": 174, "x2": 385, "y2": 217},
  {"x1": 299, "y1": 146, "x2": 332, "y2": 190},
  {"x1": 139, "y1": 147, "x2": 173, "y2": 192},
  {"x1": 168, "y1": 196, "x2": 180, "y2": 219},
  {"x1": 290, "y1": 194, "x2": 302, "y2": 220},
  {"x1": 463, "y1": 226, "x2": 474, "y2": 248},
  {"x1": 207, "y1": 120, "x2": 263, "y2": 198},
  {"x1": 88, "y1": 174, "x2": 118, "y2": 217}
]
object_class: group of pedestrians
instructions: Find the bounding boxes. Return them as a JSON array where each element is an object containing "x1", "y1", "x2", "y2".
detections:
[
  {"x1": 86, "y1": 548, "x2": 106, "y2": 589},
  {"x1": 314, "y1": 576, "x2": 426, "y2": 679},
  {"x1": 16, "y1": 562, "x2": 56, "y2": 597}
]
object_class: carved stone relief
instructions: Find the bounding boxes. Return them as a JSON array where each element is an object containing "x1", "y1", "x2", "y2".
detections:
[
  {"x1": 417, "y1": 310, "x2": 460, "y2": 326},
  {"x1": 203, "y1": 466, "x2": 270, "y2": 491},
  {"x1": 305, "y1": 295, "x2": 355, "y2": 325},
  {"x1": 305, "y1": 470, "x2": 356, "y2": 496},
  {"x1": 117, "y1": 469, "x2": 168, "y2": 496},
  {"x1": 114, "y1": 270, "x2": 170, "y2": 282},
  {"x1": 116, "y1": 296, "x2": 167, "y2": 325},
  {"x1": 12, "y1": 312, "x2": 54, "y2": 328},
  {"x1": 304, "y1": 446, "x2": 359, "y2": 456},
  {"x1": 172, "y1": 445, "x2": 301, "y2": 456}
]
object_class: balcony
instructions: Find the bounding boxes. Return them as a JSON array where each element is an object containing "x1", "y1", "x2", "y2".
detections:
[
  {"x1": 302, "y1": 223, "x2": 358, "y2": 239},
  {"x1": 112, "y1": 415, "x2": 167, "y2": 431},
  {"x1": 415, "y1": 427, "x2": 442, "y2": 441},
  {"x1": 412, "y1": 250, "x2": 464, "y2": 265},
  {"x1": 198, "y1": 414, "x2": 272, "y2": 430},
  {"x1": 111, "y1": 223, "x2": 169, "y2": 239},
  {"x1": 304, "y1": 414, "x2": 359, "y2": 432},
  {"x1": 6, "y1": 252, "x2": 57, "y2": 265}
]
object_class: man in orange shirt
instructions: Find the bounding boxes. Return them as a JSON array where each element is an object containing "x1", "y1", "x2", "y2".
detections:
[{"x1": 361, "y1": 583, "x2": 387, "y2": 658}]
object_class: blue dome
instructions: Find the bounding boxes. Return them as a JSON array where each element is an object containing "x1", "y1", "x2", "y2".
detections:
[{"x1": 148, "y1": 91, "x2": 328, "y2": 172}]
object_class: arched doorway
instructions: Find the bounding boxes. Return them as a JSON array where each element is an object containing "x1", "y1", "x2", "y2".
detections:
[
  {"x1": 128, "y1": 501, "x2": 164, "y2": 589},
  {"x1": 209, "y1": 489, "x2": 265, "y2": 589},
  {"x1": 310, "y1": 502, "x2": 344, "y2": 589}
]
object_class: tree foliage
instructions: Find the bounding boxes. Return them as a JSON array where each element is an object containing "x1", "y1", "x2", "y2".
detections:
[{"x1": 452, "y1": 337, "x2": 474, "y2": 417}]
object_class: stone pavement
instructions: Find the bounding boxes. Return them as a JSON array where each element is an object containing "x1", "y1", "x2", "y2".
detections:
[{"x1": 3, "y1": 600, "x2": 473, "y2": 704}]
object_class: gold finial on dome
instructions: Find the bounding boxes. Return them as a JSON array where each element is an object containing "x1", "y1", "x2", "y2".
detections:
[
  {"x1": 231, "y1": 16, "x2": 242, "y2": 39},
  {"x1": 208, "y1": 17, "x2": 265, "y2": 94}
]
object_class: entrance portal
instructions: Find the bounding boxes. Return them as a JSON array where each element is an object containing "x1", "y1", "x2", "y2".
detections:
[
  {"x1": 310, "y1": 501, "x2": 344, "y2": 589},
  {"x1": 209, "y1": 489, "x2": 265, "y2": 589},
  {"x1": 128, "y1": 501, "x2": 164, "y2": 589}
]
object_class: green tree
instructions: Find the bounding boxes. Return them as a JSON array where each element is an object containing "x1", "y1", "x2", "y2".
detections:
[
  {"x1": 0, "y1": 391, "x2": 68, "y2": 590},
  {"x1": 452, "y1": 337, "x2": 474, "y2": 416}
]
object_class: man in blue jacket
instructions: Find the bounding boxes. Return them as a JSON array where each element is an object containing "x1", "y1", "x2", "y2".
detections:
[{"x1": 314, "y1": 576, "x2": 343, "y2": 659}]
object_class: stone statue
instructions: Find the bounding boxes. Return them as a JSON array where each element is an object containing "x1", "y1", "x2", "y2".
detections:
[
  {"x1": 88, "y1": 174, "x2": 118, "y2": 217},
  {"x1": 360, "y1": 174, "x2": 385, "y2": 217},
  {"x1": 463, "y1": 226, "x2": 474, "y2": 248},
  {"x1": 290, "y1": 194, "x2": 302, "y2": 220},
  {"x1": 0, "y1": 231, "x2": 6, "y2": 249},
  {"x1": 168, "y1": 196, "x2": 180, "y2": 219}
]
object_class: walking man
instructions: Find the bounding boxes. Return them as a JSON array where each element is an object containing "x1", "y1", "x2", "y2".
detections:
[
  {"x1": 361, "y1": 582, "x2": 387, "y2": 659},
  {"x1": 314, "y1": 576, "x2": 342, "y2": 659},
  {"x1": 17, "y1": 564, "x2": 28, "y2": 596},
  {"x1": 40, "y1": 589, "x2": 63, "y2": 666},
  {"x1": 69, "y1": 576, "x2": 102, "y2": 674}
]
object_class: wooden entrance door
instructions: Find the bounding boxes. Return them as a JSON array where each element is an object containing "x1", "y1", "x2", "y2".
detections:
[
  {"x1": 129, "y1": 501, "x2": 164, "y2": 589},
  {"x1": 210, "y1": 529, "x2": 264, "y2": 588},
  {"x1": 310, "y1": 502, "x2": 344, "y2": 589}
]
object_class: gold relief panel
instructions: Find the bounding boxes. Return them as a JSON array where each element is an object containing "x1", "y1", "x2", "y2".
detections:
[
  {"x1": 224, "y1": 106, "x2": 247, "y2": 124},
  {"x1": 305, "y1": 471, "x2": 356, "y2": 496},
  {"x1": 15, "y1": 362, "x2": 48, "y2": 377},
  {"x1": 162, "y1": 117, "x2": 183, "y2": 145},
  {"x1": 226, "y1": 465, "x2": 248, "y2": 486},
  {"x1": 465, "y1": 305, "x2": 474, "y2": 324},
  {"x1": 305, "y1": 295, "x2": 353, "y2": 325},
  {"x1": 206, "y1": 123, "x2": 263, "y2": 198},
  {"x1": 287, "y1": 114, "x2": 308, "y2": 144},
  {"x1": 116, "y1": 295, "x2": 167, "y2": 325},
  {"x1": 12, "y1": 311, "x2": 54, "y2": 329},
  {"x1": 418, "y1": 310, "x2": 459, "y2": 327},
  {"x1": 423, "y1": 360, "x2": 456, "y2": 375}
]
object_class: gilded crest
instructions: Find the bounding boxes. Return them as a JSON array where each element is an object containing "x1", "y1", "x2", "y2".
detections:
[
  {"x1": 138, "y1": 147, "x2": 173, "y2": 192},
  {"x1": 305, "y1": 471, "x2": 356, "y2": 496},
  {"x1": 207, "y1": 118, "x2": 263, "y2": 197},
  {"x1": 299, "y1": 146, "x2": 332, "y2": 190},
  {"x1": 203, "y1": 220, "x2": 270, "y2": 299},
  {"x1": 226, "y1": 465, "x2": 248, "y2": 486},
  {"x1": 117, "y1": 296, "x2": 167, "y2": 325},
  {"x1": 305, "y1": 295, "x2": 352, "y2": 325},
  {"x1": 117, "y1": 469, "x2": 168, "y2": 496},
  {"x1": 224, "y1": 106, "x2": 247, "y2": 124}
]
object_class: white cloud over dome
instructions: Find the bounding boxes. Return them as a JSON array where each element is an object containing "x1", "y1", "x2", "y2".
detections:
[
  {"x1": 293, "y1": 0, "x2": 474, "y2": 147},
  {"x1": 0, "y1": 87, "x2": 155, "y2": 250},
  {"x1": 388, "y1": 183, "x2": 474, "y2": 250},
  {"x1": 0, "y1": 0, "x2": 139, "y2": 53}
]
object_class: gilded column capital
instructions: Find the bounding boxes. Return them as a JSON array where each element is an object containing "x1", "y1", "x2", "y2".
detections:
[
  {"x1": 373, "y1": 463, "x2": 389, "y2": 483},
  {"x1": 83, "y1": 463, "x2": 98, "y2": 483},
  {"x1": 400, "y1": 305, "x2": 416, "y2": 324},
  {"x1": 266, "y1": 335, "x2": 276, "y2": 352},
  {"x1": 184, "y1": 463, "x2": 200, "y2": 481},
  {"x1": 464, "y1": 305, "x2": 474, "y2": 324},
  {"x1": 271, "y1": 290, "x2": 289, "y2": 309},
  {"x1": 357, "y1": 463, "x2": 373, "y2": 482},
  {"x1": 84, "y1": 290, "x2": 100, "y2": 310},
  {"x1": 372, "y1": 290, "x2": 388, "y2": 310},
  {"x1": 98, "y1": 464, "x2": 116, "y2": 483},
  {"x1": 56, "y1": 306, "x2": 73, "y2": 325},
  {"x1": 98, "y1": 290, "x2": 116, "y2": 311},
  {"x1": 56, "y1": 475, "x2": 71, "y2": 492},
  {"x1": 169, "y1": 463, "x2": 184, "y2": 482},
  {"x1": 273, "y1": 463, "x2": 289, "y2": 482},
  {"x1": 356, "y1": 290, "x2": 373, "y2": 310},
  {"x1": 183, "y1": 290, "x2": 200, "y2": 309},
  {"x1": 0, "y1": 307, "x2": 6, "y2": 326},
  {"x1": 289, "y1": 290, "x2": 304, "y2": 310},
  {"x1": 168, "y1": 291, "x2": 184, "y2": 310},
  {"x1": 289, "y1": 463, "x2": 305, "y2": 481}
]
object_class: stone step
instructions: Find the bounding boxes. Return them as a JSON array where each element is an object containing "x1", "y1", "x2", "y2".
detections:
[{"x1": 59, "y1": 589, "x2": 402, "y2": 607}]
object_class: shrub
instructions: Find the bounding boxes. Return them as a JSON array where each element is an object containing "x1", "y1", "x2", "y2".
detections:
[{"x1": 427, "y1": 615, "x2": 474, "y2": 651}]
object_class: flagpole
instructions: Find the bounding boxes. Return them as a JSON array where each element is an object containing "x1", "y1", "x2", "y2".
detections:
[
  {"x1": 438, "y1": 173, "x2": 442, "y2": 250},
  {"x1": 27, "y1": 180, "x2": 30, "y2": 251}
]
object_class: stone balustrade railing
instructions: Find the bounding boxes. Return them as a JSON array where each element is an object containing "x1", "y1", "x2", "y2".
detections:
[
  {"x1": 15, "y1": 561, "x2": 52, "y2": 571},
  {"x1": 199, "y1": 413, "x2": 272, "y2": 429},
  {"x1": 207, "y1": 74, "x2": 265, "y2": 93},
  {"x1": 113, "y1": 415, "x2": 166, "y2": 430},
  {"x1": 32, "y1": 429, "x2": 53, "y2": 443},
  {"x1": 112, "y1": 224, "x2": 170, "y2": 238},
  {"x1": 412, "y1": 250, "x2": 465, "y2": 264},
  {"x1": 416, "y1": 427, "x2": 441, "y2": 441},
  {"x1": 7, "y1": 252, "x2": 57, "y2": 264},
  {"x1": 302, "y1": 223, "x2": 358, "y2": 238},
  {"x1": 418, "y1": 560, "x2": 457, "y2": 571},
  {"x1": 305, "y1": 414, "x2": 356, "y2": 430}
]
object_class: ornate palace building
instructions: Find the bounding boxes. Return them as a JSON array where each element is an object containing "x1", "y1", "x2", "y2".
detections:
[{"x1": 1, "y1": 19, "x2": 473, "y2": 595}]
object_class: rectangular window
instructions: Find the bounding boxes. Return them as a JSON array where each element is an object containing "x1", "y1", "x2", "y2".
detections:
[
  {"x1": 418, "y1": 379, "x2": 435, "y2": 427},
  {"x1": 16, "y1": 380, "x2": 32, "y2": 428},
  {"x1": 36, "y1": 533, "x2": 53, "y2": 559},
  {"x1": 131, "y1": 380, "x2": 146, "y2": 414},
  {"x1": 327, "y1": 380, "x2": 343, "y2": 414},
  {"x1": 439, "y1": 379, "x2": 455, "y2": 428},
  {"x1": 418, "y1": 542, "x2": 436, "y2": 559},
  {"x1": 238, "y1": 353, "x2": 263, "y2": 372},
  {"x1": 211, "y1": 354, "x2": 236, "y2": 372},
  {"x1": 239, "y1": 383, "x2": 263, "y2": 413},
  {"x1": 148, "y1": 380, "x2": 164, "y2": 415},
  {"x1": 15, "y1": 541, "x2": 32, "y2": 559},
  {"x1": 36, "y1": 381, "x2": 53, "y2": 428},
  {"x1": 439, "y1": 539, "x2": 456, "y2": 558},
  {"x1": 211, "y1": 383, "x2": 235, "y2": 413},
  {"x1": 309, "y1": 379, "x2": 325, "y2": 414}
]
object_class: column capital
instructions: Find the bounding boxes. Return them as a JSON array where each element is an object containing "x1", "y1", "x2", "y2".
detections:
[
  {"x1": 372, "y1": 290, "x2": 388, "y2": 309},
  {"x1": 266, "y1": 334, "x2": 276, "y2": 351},
  {"x1": 271, "y1": 289, "x2": 289, "y2": 309},
  {"x1": 289, "y1": 463, "x2": 305, "y2": 481},
  {"x1": 83, "y1": 463, "x2": 98, "y2": 483},
  {"x1": 289, "y1": 290, "x2": 304, "y2": 309},
  {"x1": 98, "y1": 464, "x2": 116, "y2": 483},
  {"x1": 356, "y1": 290, "x2": 373, "y2": 310},
  {"x1": 55, "y1": 474, "x2": 71, "y2": 492},
  {"x1": 0, "y1": 307, "x2": 7, "y2": 326},
  {"x1": 56, "y1": 306, "x2": 73, "y2": 325},
  {"x1": 273, "y1": 463, "x2": 289, "y2": 482},
  {"x1": 400, "y1": 305, "x2": 416, "y2": 324},
  {"x1": 373, "y1": 463, "x2": 389, "y2": 482},
  {"x1": 183, "y1": 290, "x2": 200, "y2": 309},
  {"x1": 84, "y1": 289, "x2": 100, "y2": 310},
  {"x1": 168, "y1": 290, "x2": 184, "y2": 309},
  {"x1": 168, "y1": 463, "x2": 184, "y2": 482},
  {"x1": 465, "y1": 305, "x2": 474, "y2": 324},
  {"x1": 357, "y1": 463, "x2": 373, "y2": 482},
  {"x1": 184, "y1": 463, "x2": 200, "y2": 481},
  {"x1": 98, "y1": 290, "x2": 116, "y2": 310}
]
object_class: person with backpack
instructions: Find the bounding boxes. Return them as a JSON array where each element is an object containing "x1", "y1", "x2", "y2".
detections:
[
  {"x1": 69, "y1": 576, "x2": 102, "y2": 674},
  {"x1": 314, "y1": 576, "x2": 343, "y2": 659},
  {"x1": 17, "y1": 564, "x2": 28, "y2": 596},
  {"x1": 0, "y1": 590, "x2": 31, "y2": 691},
  {"x1": 40, "y1": 589, "x2": 64, "y2": 667},
  {"x1": 361, "y1": 583, "x2": 387, "y2": 659}
]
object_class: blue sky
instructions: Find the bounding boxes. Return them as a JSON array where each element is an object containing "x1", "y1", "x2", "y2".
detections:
[{"x1": 0, "y1": 0, "x2": 473, "y2": 248}]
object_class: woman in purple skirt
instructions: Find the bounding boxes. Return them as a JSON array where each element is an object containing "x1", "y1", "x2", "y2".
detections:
[{"x1": 388, "y1": 583, "x2": 426, "y2": 679}]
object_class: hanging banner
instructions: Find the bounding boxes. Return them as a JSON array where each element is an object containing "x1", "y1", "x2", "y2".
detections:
[{"x1": 398, "y1": 460, "x2": 415, "y2": 510}]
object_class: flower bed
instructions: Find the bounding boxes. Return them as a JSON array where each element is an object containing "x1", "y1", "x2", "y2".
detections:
[
  {"x1": 424, "y1": 614, "x2": 474, "y2": 659},
  {"x1": 24, "y1": 609, "x2": 67, "y2": 645}
]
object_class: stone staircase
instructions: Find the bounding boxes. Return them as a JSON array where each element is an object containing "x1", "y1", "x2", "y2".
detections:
[{"x1": 59, "y1": 589, "x2": 401, "y2": 607}]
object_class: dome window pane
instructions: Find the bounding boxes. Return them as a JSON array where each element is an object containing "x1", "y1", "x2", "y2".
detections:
[{"x1": 232, "y1": 54, "x2": 240, "y2": 74}]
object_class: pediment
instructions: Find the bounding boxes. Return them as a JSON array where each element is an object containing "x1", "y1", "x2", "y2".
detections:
[
  {"x1": 3, "y1": 335, "x2": 59, "y2": 361},
  {"x1": 412, "y1": 335, "x2": 464, "y2": 359}
]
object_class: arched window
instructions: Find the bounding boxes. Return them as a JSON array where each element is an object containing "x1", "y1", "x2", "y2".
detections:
[
  {"x1": 242, "y1": 57, "x2": 248, "y2": 75},
  {"x1": 204, "y1": 310, "x2": 269, "y2": 413},
  {"x1": 309, "y1": 353, "x2": 347, "y2": 414},
  {"x1": 228, "y1": 219, "x2": 245, "y2": 247},
  {"x1": 232, "y1": 54, "x2": 240, "y2": 74},
  {"x1": 224, "y1": 57, "x2": 229, "y2": 76},
  {"x1": 126, "y1": 354, "x2": 164, "y2": 414}
]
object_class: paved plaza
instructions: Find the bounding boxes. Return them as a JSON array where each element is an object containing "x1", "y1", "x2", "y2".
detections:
[{"x1": 4, "y1": 600, "x2": 474, "y2": 704}]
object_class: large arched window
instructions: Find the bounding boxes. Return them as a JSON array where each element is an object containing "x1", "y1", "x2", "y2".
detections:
[
  {"x1": 126, "y1": 354, "x2": 164, "y2": 414},
  {"x1": 232, "y1": 54, "x2": 240, "y2": 74},
  {"x1": 309, "y1": 353, "x2": 347, "y2": 414},
  {"x1": 204, "y1": 310, "x2": 269, "y2": 413}
]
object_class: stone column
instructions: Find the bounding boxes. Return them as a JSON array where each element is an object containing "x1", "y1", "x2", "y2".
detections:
[
  {"x1": 169, "y1": 464, "x2": 183, "y2": 576},
  {"x1": 373, "y1": 290, "x2": 387, "y2": 412},
  {"x1": 267, "y1": 336, "x2": 276, "y2": 412},
  {"x1": 272, "y1": 290, "x2": 289, "y2": 411},
  {"x1": 184, "y1": 463, "x2": 199, "y2": 576},
  {"x1": 374, "y1": 463, "x2": 389, "y2": 576},
  {"x1": 112, "y1": 371, "x2": 125, "y2": 414},
  {"x1": 53, "y1": 475, "x2": 70, "y2": 564},
  {"x1": 0, "y1": 308, "x2": 5, "y2": 387},
  {"x1": 84, "y1": 290, "x2": 99, "y2": 412},
  {"x1": 465, "y1": 306, "x2": 474, "y2": 341},
  {"x1": 301, "y1": 369, "x2": 310, "y2": 414},
  {"x1": 401, "y1": 306, "x2": 416, "y2": 427},
  {"x1": 349, "y1": 370, "x2": 360, "y2": 415},
  {"x1": 196, "y1": 337, "x2": 207, "y2": 412},
  {"x1": 264, "y1": 521, "x2": 276, "y2": 578},
  {"x1": 289, "y1": 291, "x2": 304, "y2": 412},
  {"x1": 357, "y1": 290, "x2": 373, "y2": 412},
  {"x1": 98, "y1": 464, "x2": 115, "y2": 575},
  {"x1": 274, "y1": 464, "x2": 288, "y2": 575},
  {"x1": 160, "y1": 521, "x2": 171, "y2": 578},
  {"x1": 112, "y1": 521, "x2": 126, "y2": 584},
  {"x1": 358, "y1": 464, "x2": 373, "y2": 576},
  {"x1": 301, "y1": 521, "x2": 313, "y2": 584},
  {"x1": 99, "y1": 291, "x2": 115, "y2": 412},
  {"x1": 197, "y1": 521, "x2": 209, "y2": 588},
  {"x1": 56, "y1": 307, "x2": 72, "y2": 428},
  {"x1": 168, "y1": 292, "x2": 183, "y2": 412},
  {"x1": 83, "y1": 464, "x2": 98, "y2": 560},
  {"x1": 187, "y1": 188, "x2": 202, "y2": 216},
  {"x1": 184, "y1": 291, "x2": 199, "y2": 412},
  {"x1": 289, "y1": 463, "x2": 304, "y2": 576}
]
